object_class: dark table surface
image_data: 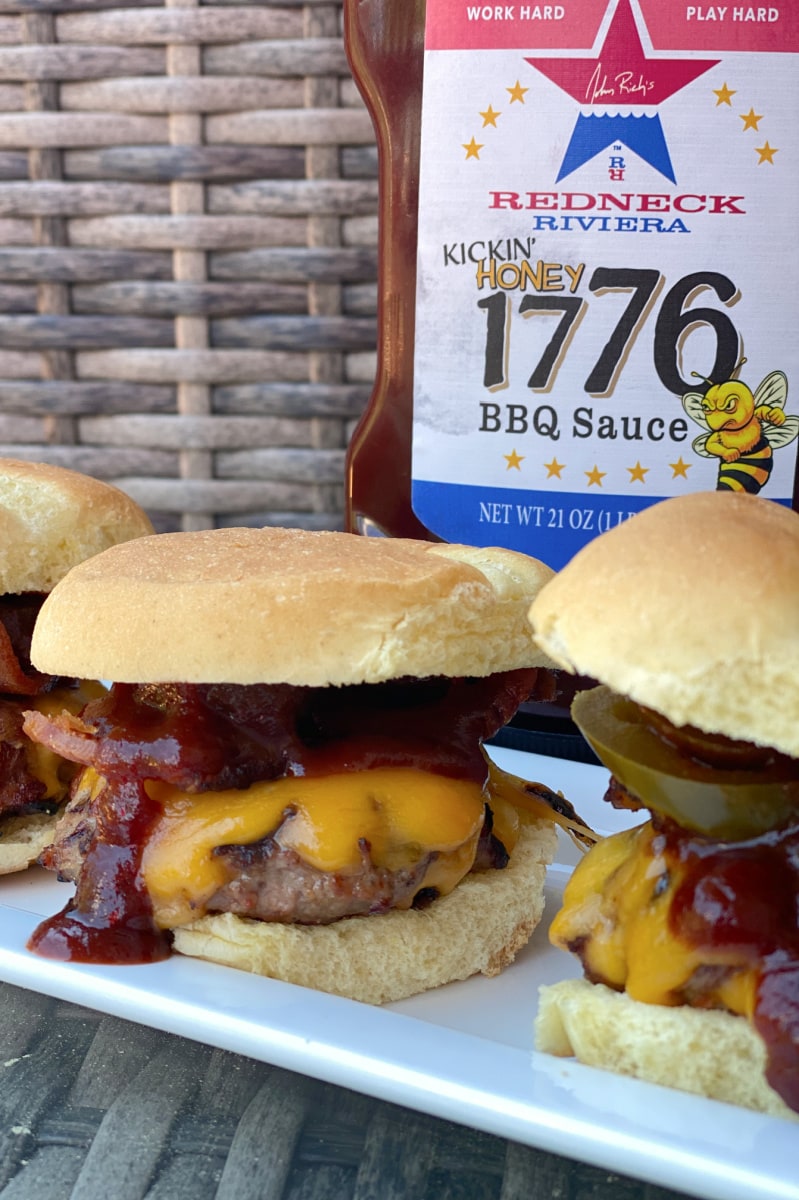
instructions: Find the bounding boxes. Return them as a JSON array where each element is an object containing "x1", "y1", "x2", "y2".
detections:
[{"x1": 0, "y1": 979, "x2": 701, "y2": 1200}]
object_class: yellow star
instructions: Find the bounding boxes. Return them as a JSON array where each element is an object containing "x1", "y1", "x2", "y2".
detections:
[
  {"x1": 756, "y1": 141, "x2": 778, "y2": 164},
  {"x1": 713, "y1": 82, "x2": 736, "y2": 106},
  {"x1": 506, "y1": 81, "x2": 529, "y2": 104},
  {"x1": 462, "y1": 137, "x2": 483, "y2": 160},
  {"x1": 504, "y1": 449, "x2": 524, "y2": 470},
  {"x1": 670, "y1": 456, "x2": 692, "y2": 479},
  {"x1": 739, "y1": 107, "x2": 763, "y2": 131},
  {"x1": 585, "y1": 465, "x2": 606, "y2": 488},
  {"x1": 480, "y1": 106, "x2": 501, "y2": 128},
  {"x1": 544, "y1": 457, "x2": 565, "y2": 479},
  {"x1": 627, "y1": 462, "x2": 649, "y2": 483}
]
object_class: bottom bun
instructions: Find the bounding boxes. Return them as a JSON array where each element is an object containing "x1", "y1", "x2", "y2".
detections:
[
  {"x1": 536, "y1": 978, "x2": 795, "y2": 1120},
  {"x1": 0, "y1": 811, "x2": 57, "y2": 875},
  {"x1": 173, "y1": 817, "x2": 557, "y2": 1005}
]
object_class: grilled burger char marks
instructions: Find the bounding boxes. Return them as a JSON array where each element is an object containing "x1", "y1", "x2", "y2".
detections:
[
  {"x1": 209, "y1": 811, "x2": 509, "y2": 923},
  {"x1": 207, "y1": 839, "x2": 436, "y2": 925},
  {"x1": 25, "y1": 667, "x2": 546, "y2": 958}
]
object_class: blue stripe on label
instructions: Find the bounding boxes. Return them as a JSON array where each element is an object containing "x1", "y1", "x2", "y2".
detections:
[
  {"x1": 413, "y1": 481, "x2": 720, "y2": 570},
  {"x1": 412, "y1": 480, "x2": 663, "y2": 568}
]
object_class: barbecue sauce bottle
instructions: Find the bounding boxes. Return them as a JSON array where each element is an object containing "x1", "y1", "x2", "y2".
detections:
[
  {"x1": 344, "y1": 0, "x2": 799, "y2": 547},
  {"x1": 344, "y1": 0, "x2": 428, "y2": 540},
  {"x1": 343, "y1": 2, "x2": 799, "y2": 753}
]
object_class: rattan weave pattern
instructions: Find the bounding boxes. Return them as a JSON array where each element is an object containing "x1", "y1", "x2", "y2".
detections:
[
  {"x1": 0, "y1": 0, "x2": 376, "y2": 532},
  {"x1": 0, "y1": 980, "x2": 696, "y2": 1200}
]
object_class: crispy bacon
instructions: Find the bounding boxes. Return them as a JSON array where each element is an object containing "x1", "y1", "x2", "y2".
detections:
[
  {"x1": 604, "y1": 774, "x2": 644, "y2": 813},
  {"x1": 0, "y1": 623, "x2": 48, "y2": 696},
  {"x1": 0, "y1": 698, "x2": 49, "y2": 814},
  {"x1": 23, "y1": 684, "x2": 305, "y2": 793},
  {"x1": 23, "y1": 703, "x2": 220, "y2": 789},
  {"x1": 0, "y1": 595, "x2": 51, "y2": 696},
  {"x1": 24, "y1": 670, "x2": 543, "y2": 794},
  {"x1": 0, "y1": 595, "x2": 68, "y2": 815}
]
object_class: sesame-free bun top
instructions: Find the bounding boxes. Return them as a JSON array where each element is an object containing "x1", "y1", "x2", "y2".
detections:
[
  {"x1": 529, "y1": 492, "x2": 799, "y2": 759},
  {"x1": 31, "y1": 526, "x2": 555, "y2": 686},
  {"x1": 0, "y1": 458, "x2": 154, "y2": 594}
]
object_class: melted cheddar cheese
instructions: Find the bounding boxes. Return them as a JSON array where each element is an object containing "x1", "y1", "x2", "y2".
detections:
[
  {"x1": 140, "y1": 768, "x2": 509, "y2": 929},
  {"x1": 25, "y1": 681, "x2": 106, "y2": 800},
  {"x1": 550, "y1": 821, "x2": 757, "y2": 1019}
]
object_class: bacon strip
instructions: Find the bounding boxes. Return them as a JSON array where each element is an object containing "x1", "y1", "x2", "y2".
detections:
[
  {"x1": 24, "y1": 671, "x2": 544, "y2": 794},
  {"x1": 0, "y1": 624, "x2": 49, "y2": 694},
  {"x1": 24, "y1": 683, "x2": 295, "y2": 792},
  {"x1": 22, "y1": 708, "x2": 114, "y2": 769},
  {"x1": 0, "y1": 698, "x2": 48, "y2": 814},
  {"x1": 0, "y1": 598, "x2": 51, "y2": 696},
  {"x1": 0, "y1": 596, "x2": 62, "y2": 814}
]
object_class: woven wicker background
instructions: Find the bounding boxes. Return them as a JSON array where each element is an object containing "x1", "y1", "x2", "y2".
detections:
[
  {"x1": 0, "y1": 0, "x2": 376, "y2": 532},
  {"x1": 0, "y1": 981, "x2": 698, "y2": 1200}
]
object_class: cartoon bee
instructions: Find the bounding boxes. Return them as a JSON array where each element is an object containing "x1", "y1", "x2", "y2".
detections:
[{"x1": 682, "y1": 359, "x2": 799, "y2": 494}]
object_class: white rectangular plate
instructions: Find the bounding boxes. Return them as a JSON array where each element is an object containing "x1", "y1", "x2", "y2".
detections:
[{"x1": 0, "y1": 747, "x2": 794, "y2": 1200}]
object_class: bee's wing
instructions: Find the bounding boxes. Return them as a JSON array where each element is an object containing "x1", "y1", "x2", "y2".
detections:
[
  {"x1": 682, "y1": 391, "x2": 709, "y2": 428},
  {"x1": 754, "y1": 370, "x2": 788, "y2": 410},
  {"x1": 691, "y1": 432, "x2": 714, "y2": 457},
  {"x1": 764, "y1": 414, "x2": 799, "y2": 449}
]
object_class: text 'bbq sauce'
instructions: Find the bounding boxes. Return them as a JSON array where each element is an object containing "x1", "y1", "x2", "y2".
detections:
[{"x1": 344, "y1": 1, "x2": 799, "y2": 552}]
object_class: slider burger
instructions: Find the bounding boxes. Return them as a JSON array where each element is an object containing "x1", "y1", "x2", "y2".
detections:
[
  {"x1": 23, "y1": 526, "x2": 577, "y2": 1004},
  {"x1": 529, "y1": 492, "x2": 799, "y2": 1119},
  {"x1": 0, "y1": 458, "x2": 153, "y2": 873}
]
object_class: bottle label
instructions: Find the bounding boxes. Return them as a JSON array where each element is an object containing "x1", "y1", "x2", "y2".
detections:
[{"x1": 412, "y1": 0, "x2": 798, "y2": 568}]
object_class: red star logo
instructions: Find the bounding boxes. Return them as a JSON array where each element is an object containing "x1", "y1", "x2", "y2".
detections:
[{"x1": 526, "y1": 0, "x2": 719, "y2": 108}]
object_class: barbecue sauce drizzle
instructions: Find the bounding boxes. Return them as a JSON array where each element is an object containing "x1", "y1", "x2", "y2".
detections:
[
  {"x1": 28, "y1": 777, "x2": 172, "y2": 964},
  {"x1": 598, "y1": 750, "x2": 799, "y2": 1114},
  {"x1": 26, "y1": 669, "x2": 541, "y2": 966},
  {"x1": 662, "y1": 816, "x2": 799, "y2": 1113}
]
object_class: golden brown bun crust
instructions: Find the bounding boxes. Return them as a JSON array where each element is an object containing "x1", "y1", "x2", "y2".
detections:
[
  {"x1": 31, "y1": 527, "x2": 555, "y2": 685},
  {"x1": 536, "y1": 978, "x2": 796, "y2": 1121},
  {"x1": 173, "y1": 817, "x2": 557, "y2": 1005},
  {"x1": 0, "y1": 458, "x2": 154, "y2": 595},
  {"x1": 529, "y1": 493, "x2": 799, "y2": 758}
]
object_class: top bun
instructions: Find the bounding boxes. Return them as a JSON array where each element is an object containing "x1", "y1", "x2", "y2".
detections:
[
  {"x1": 31, "y1": 526, "x2": 555, "y2": 686},
  {"x1": 529, "y1": 492, "x2": 799, "y2": 759},
  {"x1": 0, "y1": 458, "x2": 154, "y2": 595}
]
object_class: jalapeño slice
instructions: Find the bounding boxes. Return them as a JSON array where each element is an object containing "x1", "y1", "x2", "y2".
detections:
[{"x1": 572, "y1": 686, "x2": 799, "y2": 840}]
